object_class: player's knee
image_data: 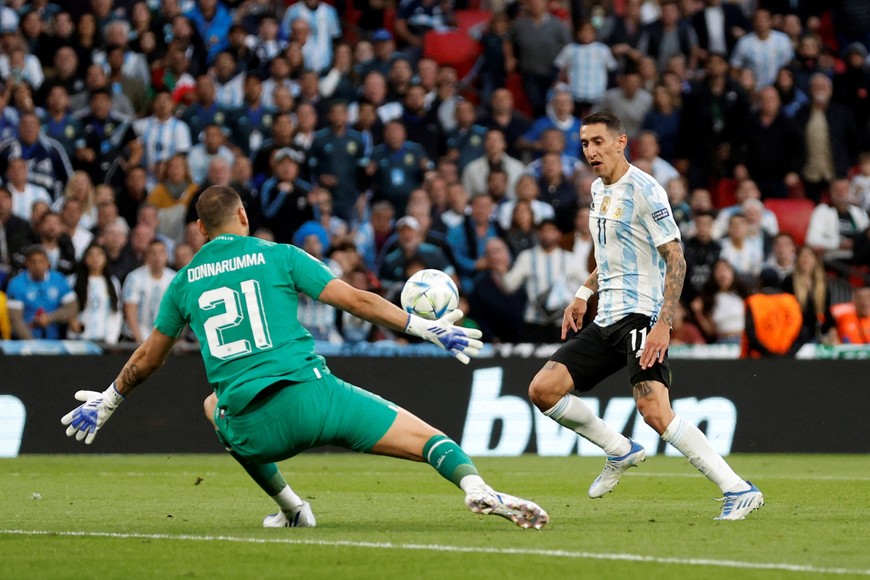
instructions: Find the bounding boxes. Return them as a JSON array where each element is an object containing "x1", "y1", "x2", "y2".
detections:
[{"x1": 528, "y1": 370, "x2": 568, "y2": 410}]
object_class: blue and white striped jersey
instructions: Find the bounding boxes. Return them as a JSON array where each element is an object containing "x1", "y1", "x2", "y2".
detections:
[{"x1": 589, "y1": 164, "x2": 681, "y2": 327}]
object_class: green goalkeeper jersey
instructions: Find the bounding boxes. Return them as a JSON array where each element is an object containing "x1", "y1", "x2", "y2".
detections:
[{"x1": 154, "y1": 233, "x2": 336, "y2": 414}]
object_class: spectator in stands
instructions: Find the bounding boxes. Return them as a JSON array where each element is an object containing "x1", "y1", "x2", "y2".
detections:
[
  {"x1": 394, "y1": 0, "x2": 454, "y2": 54},
  {"x1": 602, "y1": 0, "x2": 645, "y2": 66},
  {"x1": 187, "y1": 124, "x2": 235, "y2": 185},
  {"x1": 257, "y1": 150, "x2": 314, "y2": 245},
  {"x1": 666, "y1": 177, "x2": 692, "y2": 234},
  {"x1": 733, "y1": 86, "x2": 803, "y2": 199},
  {"x1": 497, "y1": 174, "x2": 555, "y2": 231},
  {"x1": 536, "y1": 153, "x2": 579, "y2": 233},
  {"x1": 227, "y1": 75, "x2": 275, "y2": 157},
  {"x1": 554, "y1": 21, "x2": 617, "y2": 117},
  {"x1": 742, "y1": 197, "x2": 774, "y2": 258},
  {"x1": 833, "y1": 286, "x2": 870, "y2": 344},
  {"x1": 0, "y1": 185, "x2": 37, "y2": 281},
  {"x1": 35, "y1": 211, "x2": 76, "y2": 277},
  {"x1": 77, "y1": 88, "x2": 143, "y2": 187},
  {"x1": 122, "y1": 239, "x2": 173, "y2": 343},
  {"x1": 378, "y1": 215, "x2": 454, "y2": 287},
  {"x1": 522, "y1": 129, "x2": 584, "y2": 181},
  {"x1": 446, "y1": 100, "x2": 488, "y2": 174},
  {"x1": 677, "y1": 52, "x2": 751, "y2": 189},
  {"x1": 292, "y1": 102, "x2": 318, "y2": 180},
  {"x1": 40, "y1": 85, "x2": 84, "y2": 155},
  {"x1": 741, "y1": 268, "x2": 804, "y2": 358},
  {"x1": 762, "y1": 232, "x2": 797, "y2": 288},
  {"x1": 634, "y1": 131, "x2": 679, "y2": 187},
  {"x1": 505, "y1": 0, "x2": 571, "y2": 117},
  {"x1": 671, "y1": 301, "x2": 706, "y2": 345},
  {"x1": 4, "y1": 158, "x2": 51, "y2": 223},
  {"x1": 147, "y1": 155, "x2": 198, "y2": 245},
  {"x1": 719, "y1": 211, "x2": 763, "y2": 287},
  {"x1": 281, "y1": 0, "x2": 341, "y2": 71},
  {"x1": 0, "y1": 112, "x2": 72, "y2": 200},
  {"x1": 805, "y1": 179, "x2": 869, "y2": 270},
  {"x1": 503, "y1": 199, "x2": 537, "y2": 258},
  {"x1": 368, "y1": 120, "x2": 430, "y2": 216},
  {"x1": 852, "y1": 151, "x2": 870, "y2": 212},
  {"x1": 691, "y1": 0, "x2": 749, "y2": 58},
  {"x1": 67, "y1": 243, "x2": 122, "y2": 344},
  {"x1": 498, "y1": 218, "x2": 584, "y2": 343},
  {"x1": 105, "y1": 44, "x2": 149, "y2": 116},
  {"x1": 477, "y1": 12, "x2": 509, "y2": 104},
  {"x1": 182, "y1": 75, "x2": 229, "y2": 142},
  {"x1": 683, "y1": 210, "x2": 721, "y2": 301},
  {"x1": 713, "y1": 179, "x2": 779, "y2": 239},
  {"x1": 212, "y1": 50, "x2": 245, "y2": 108},
  {"x1": 783, "y1": 245, "x2": 837, "y2": 344},
  {"x1": 730, "y1": 9, "x2": 793, "y2": 88},
  {"x1": 774, "y1": 67, "x2": 809, "y2": 119},
  {"x1": 92, "y1": 20, "x2": 150, "y2": 89},
  {"x1": 479, "y1": 88, "x2": 530, "y2": 160},
  {"x1": 834, "y1": 43, "x2": 870, "y2": 148},
  {"x1": 53, "y1": 172, "x2": 97, "y2": 233},
  {"x1": 447, "y1": 192, "x2": 503, "y2": 294},
  {"x1": 134, "y1": 90, "x2": 193, "y2": 178},
  {"x1": 468, "y1": 236, "x2": 526, "y2": 344},
  {"x1": 74, "y1": 63, "x2": 136, "y2": 118},
  {"x1": 38, "y1": 47, "x2": 84, "y2": 106},
  {"x1": 186, "y1": 0, "x2": 233, "y2": 65},
  {"x1": 296, "y1": 226, "x2": 343, "y2": 343},
  {"x1": 637, "y1": 0, "x2": 698, "y2": 72},
  {"x1": 462, "y1": 129, "x2": 523, "y2": 199},
  {"x1": 309, "y1": 100, "x2": 369, "y2": 223},
  {"x1": 597, "y1": 69, "x2": 653, "y2": 140},
  {"x1": 691, "y1": 258, "x2": 749, "y2": 344},
  {"x1": 6, "y1": 244, "x2": 77, "y2": 339},
  {"x1": 252, "y1": 113, "x2": 299, "y2": 187},
  {"x1": 101, "y1": 222, "x2": 138, "y2": 284},
  {"x1": 520, "y1": 90, "x2": 583, "y2": 160},
  {"x1": 0, "y1": 35, "x2": 44, "y2": 91},
  {"x1": 59, "y1": 198, "x2": 94, "y2": 261},
  {"x1": 355, "y1": 200, "x2": 395, "y2": 271},
  {"x1": 641, "y1": 84, "x2": 682, "y2": 161},
  {"x1": 796, "y1": 73, "x2": 859, "y2": 203}
]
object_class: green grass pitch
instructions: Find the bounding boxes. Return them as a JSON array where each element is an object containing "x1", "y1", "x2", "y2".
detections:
[{"x1": 2, "y1": 454, "x2": 868, "y2": 579}]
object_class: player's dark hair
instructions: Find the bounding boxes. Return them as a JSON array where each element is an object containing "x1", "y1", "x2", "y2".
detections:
[
  {"x1": 582, "y1": 111, "x2": 626, "y2": 137},
  {"x1": 196, "y1": 185, "x2": 243, "y2": 231}
]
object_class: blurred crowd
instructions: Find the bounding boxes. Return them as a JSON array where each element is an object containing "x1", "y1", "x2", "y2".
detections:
[{"x1": 0, "y1": 0, "x2": 868, "y2": 352}]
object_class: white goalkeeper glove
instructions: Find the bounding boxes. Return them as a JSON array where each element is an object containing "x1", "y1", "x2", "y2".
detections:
[
  {"x1": 405, "y1": 309, "x2": 483, "y2": 364},
  {"x1": 60, "y1": 384, "x2": 125, "y2": 445}
]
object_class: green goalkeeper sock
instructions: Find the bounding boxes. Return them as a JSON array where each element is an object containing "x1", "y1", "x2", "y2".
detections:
[
  {"x1": 226, "y1": 449, "x2": 302, "y2": 509},
  {"x1": 423, "y1": 434, "x2": 480, "y2": 488}
]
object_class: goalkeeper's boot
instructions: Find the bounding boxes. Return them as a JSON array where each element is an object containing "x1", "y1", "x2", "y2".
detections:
[
  {"x1": 465, "y1": 487, "x2": 549, "y2": 529},
  {"x1": 262, "y1": 502, "x2": 317, "y2": 528},
  {"x1": 714, "y1": 482, "x2": 764, "y2": 520},
  {"x1": 588, "y1": 439, "x2": 646, "y2": 498}
]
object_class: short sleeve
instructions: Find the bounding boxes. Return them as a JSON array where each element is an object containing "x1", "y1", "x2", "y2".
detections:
[
  {"x1": 553, "y1": 45, "x2": 570, "y2": 70},
  {"x1": 154, "y1": 278, "x2": 186, "y2": 338},
  {"x1": 637, "y1": 180, "x2": 681, "y2": 247},
  {"x1": 286, "y1": 244, "x2": 337, "y2": 299}
]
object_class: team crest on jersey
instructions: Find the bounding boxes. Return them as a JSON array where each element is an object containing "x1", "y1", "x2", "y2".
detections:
[
  {"x1": 215, "y1": 112, "x2": 225, "y2": 124},
  {"x1": 404, "y1": 153, "x2": 414, "y2": 166},
  {"x1": 347, "y1": 141, "x2": 357, "y2": 154},
  {"x1": 470, "y1": 135, "x2": 481, "y2": 146},
  {"x1": 263, "y1": 114, "x2": 272, "y2": 127},
  {"x1": 614, "y1": 207, "x2": 623, "y2": 219},
  {"x1": 65, "y1": 125, "x2": 75, "y2": 138},
  {"x1": 600, "y1": 196, "x2": 611, "y2": 215},
  {"x1": 105, "y1": 123, "x2": 114, "y2": 135},
  {"x1": 652, "y1": 207, "x2": 671, "y2": 222}
]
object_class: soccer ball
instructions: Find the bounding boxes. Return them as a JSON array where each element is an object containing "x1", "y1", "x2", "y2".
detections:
[{"x1": 400, "y1": 269, "x2": 459, "y2": 320}]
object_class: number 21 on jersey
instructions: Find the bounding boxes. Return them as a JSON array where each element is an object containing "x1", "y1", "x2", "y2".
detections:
[{"x1": 199, "y1": 279, "x2": 273, "y2": 360}]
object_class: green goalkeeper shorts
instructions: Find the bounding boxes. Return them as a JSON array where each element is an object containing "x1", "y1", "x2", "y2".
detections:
[{"x1": 214, "y1": 370, "x2": 399, "y2": 463}]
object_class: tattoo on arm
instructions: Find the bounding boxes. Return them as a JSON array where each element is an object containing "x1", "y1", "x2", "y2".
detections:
[
  {"x1": 118, "y1": 362, "x2": 145, "y2": 391},
  {"x1": 657, "y1": 241, "x2": 686, "y2": 327},
  {"x1": 583, "y1": 267, "x2": 599, "y2": 293}
]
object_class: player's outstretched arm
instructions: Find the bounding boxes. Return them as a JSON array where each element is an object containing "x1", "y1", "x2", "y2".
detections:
[
  {"x1": 640, "y1": 240, "x2": 686, "y2": 370},
  {"x1": 317, "y1": 278, "x2": 483, "y2": 364},
  {"x1": 60, "y1": 330, "x2": 178, "y2": 444}
]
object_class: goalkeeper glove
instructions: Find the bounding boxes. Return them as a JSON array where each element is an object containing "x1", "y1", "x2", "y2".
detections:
[
  {"x1": 60, "y1": 384, "x2": 125, "y2": 445},
  {"x1": 405, "y1": 309, "x2": 483, "y2": 364}
]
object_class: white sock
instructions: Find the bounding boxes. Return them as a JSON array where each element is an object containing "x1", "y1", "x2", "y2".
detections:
[
  {"x1": 544, "y1": 394, "x2": 631, "y2": 457},
  {"x1": 662, "y1": 415, "x2": 750, "y2": 494},
  {"x1": 272, "y1": 485, "x2": 305, "y2": 512},
  {"x1": 459, "y1": 474, "x2": 489, "y2": 493}
]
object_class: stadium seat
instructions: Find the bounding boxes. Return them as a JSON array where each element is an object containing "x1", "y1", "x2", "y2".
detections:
[
  {"x1": 455, "y1": 9, "x2": 491, "y2": 33},
  {"x1": 764, "y1": 198, "x2": 815, "y2": 247},
  {"x1": 423, "y1": 30, "x2": 481, "y2": 80},
  {"x1": 714, "y1": 178, "x2": 738, "y2": 208}
]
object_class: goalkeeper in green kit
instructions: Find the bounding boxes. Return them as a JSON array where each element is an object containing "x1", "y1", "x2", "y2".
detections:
[{"x1": 61, "y1": 186, "x2": 548, "y2": 530}]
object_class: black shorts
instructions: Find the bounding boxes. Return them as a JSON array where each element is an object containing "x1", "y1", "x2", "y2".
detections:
[{"x1": 550, "y1": 314, "x2": 672, "y2": 392}]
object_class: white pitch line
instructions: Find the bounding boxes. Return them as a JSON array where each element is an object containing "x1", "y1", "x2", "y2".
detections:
[{"x1": 1, "y1": 529, "x2": 868, "y2": 576}]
